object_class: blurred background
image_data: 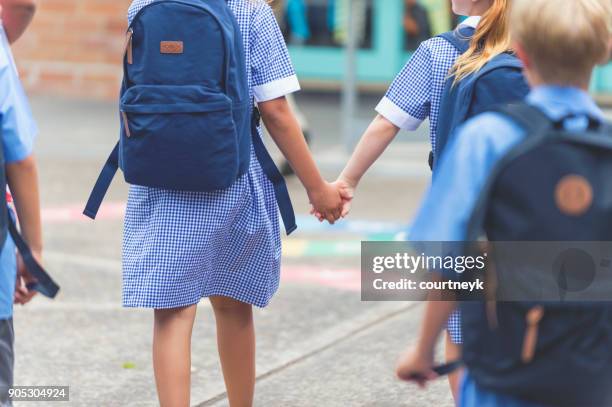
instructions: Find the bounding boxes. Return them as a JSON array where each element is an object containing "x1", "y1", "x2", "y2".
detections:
[
  {"x1": 8, "y1": 1, "x2": 612, "y2": 406},
  {"x1": 12, "y1": 0, "x2": 612, "y2": 99}
]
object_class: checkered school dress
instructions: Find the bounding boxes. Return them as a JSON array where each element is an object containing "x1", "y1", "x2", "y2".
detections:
[
  {"x1": 122, "y1": 0, "x2": 300, "y2": 309},
  {"x1": 376, "y1": 17, "x2": 480, "y2": 344}
]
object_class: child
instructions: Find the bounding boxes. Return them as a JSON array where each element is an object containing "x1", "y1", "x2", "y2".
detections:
[
  {"x1": 1, "y1": 0, "x2": 36, "y2": 44},
  {"x1": 0, "y1": 1, "x2": 41, "y2": 405},
  {"x1": 403, "y1": 0, "x2": 432, "y2": 51},
  {"x1": 396, "y1": 0, "x2": 612, "y2": 405},
  {"x1": 427, "y1": 0, "x2": 529, "y2": 393},
  {"x1": 123, "y1": 1, "x2": 343, "y2": 406},
  {"x1": 327, "y1": 0, "x2": 513, "y2": 399}
]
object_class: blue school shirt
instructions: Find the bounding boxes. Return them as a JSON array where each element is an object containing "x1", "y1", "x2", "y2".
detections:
[
  {"x1": 460, "y1": 372, "x2": 548, "y2": 407},
  {"x1": 0, "y1": 26, "x2": 38, "y2": 320},
  {"x1": 376, "y1": 16, "x2": 480, "y2": 153},
  {"x1": 409, "y1": 85, "x2": 605, "y2": 243}
]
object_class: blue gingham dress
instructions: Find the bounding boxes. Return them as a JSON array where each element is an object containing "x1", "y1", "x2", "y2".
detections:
[
  {"x1": 375, "y1": 17, "x2": 480, "y2": 344},
  {"x1": 123, "y1": 0, "x2": 300, "y2": 309}
]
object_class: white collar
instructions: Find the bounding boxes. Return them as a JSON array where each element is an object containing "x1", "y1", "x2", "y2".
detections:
[{"x1": 458, "y1": 16, "x2": 481, "y2": 29}]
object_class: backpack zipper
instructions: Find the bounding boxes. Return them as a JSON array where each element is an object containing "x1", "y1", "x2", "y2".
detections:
[
  {"x1": 521, "y1": 306, "x2": 544, "y2": 363},
  {"x1": 125, "y1": 28, "x2": 134, "y2": 65},
  {"x1": 121, "y1": 111, "x2": 131, "y2": 137}
]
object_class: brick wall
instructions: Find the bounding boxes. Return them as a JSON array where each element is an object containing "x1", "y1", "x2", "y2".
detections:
[{"x1": 12, "y1": 0, "x2": 132, "y2": 100}]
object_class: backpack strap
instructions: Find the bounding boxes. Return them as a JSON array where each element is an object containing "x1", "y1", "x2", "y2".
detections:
[
  {"x1": 251, "y1": 108, "x2": 297, "y2": 235},
  {"x1": 497, "y1": 103, "x2": 608, "y2": 139},
  {"x1": 552, "y1": 112, "x2": 603, "y2": 132},
  {"x1": 464, "y1": 104, "x2": 553, "y2": 242},
  {"x1": 490, "y1": 103, "x2": 553, "y2": 136},
  {"x1": 437, "y1": 26, "x2": 474, "y2": 54},
  {"x1": 8, "y1": 209, "x2": 60, "y2": 298},
  {"x1": 407, "y1": 360, "x2": 463, "y2": 381},
  {"x1": 83, "y1": 142, "x2": 119, "y2": 220}
]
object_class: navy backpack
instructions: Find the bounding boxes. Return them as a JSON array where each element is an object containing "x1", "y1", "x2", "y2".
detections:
[
  {"x1": 460, "y1": 104, "x2": 612, "y2": 406},
  {"x1": 430, "y1": 31, "x2": 529, "y2": 170},
  {"x1": 84, "y1": 0, "x2": 297, "y2": 235}
]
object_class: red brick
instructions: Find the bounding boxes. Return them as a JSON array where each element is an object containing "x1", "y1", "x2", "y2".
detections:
[{"x1": 13, "y1": 0, "x2": 132, "y2": 100}]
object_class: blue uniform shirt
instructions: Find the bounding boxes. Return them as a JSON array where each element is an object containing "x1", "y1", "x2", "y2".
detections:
[
  {"x1": 409, "y1": 85, "x2": 605, "y2": 243},
  {"x1": 376, "y1": 16, "x2": 481, "y2": 153},
  {"x1": 0, "y1": 26, "x2": 38, "y2": 320}
]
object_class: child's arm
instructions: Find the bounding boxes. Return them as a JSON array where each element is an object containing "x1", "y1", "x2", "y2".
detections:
[
  {"x1": 259, "y1": 96, "x2": 343, "y2": 223},
  {"x1": 396, "y1": 297, "x2": 457, "y2": 386},
  {"x1": 7, "y1": 155, "x2": 42, "y2": 304},
  {"x1": 333, "y1": 115, "x2": 400, "y2": 217},
  {"x1": 1, "y1": 0, "x2": 36, "y2": 44}
]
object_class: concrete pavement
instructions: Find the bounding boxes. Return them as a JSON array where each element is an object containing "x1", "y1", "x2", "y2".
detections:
[{"x1": 16, "y1": 91, "x2": 612, "y2": 406}]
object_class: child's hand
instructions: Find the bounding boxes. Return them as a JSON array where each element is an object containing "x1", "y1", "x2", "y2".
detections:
[
  {"x1": 310, "y1": 177, "x2": 355, "y2": 222},
  {"x1": 334, "y1": 177, "x2": 355, "y2": 218},
  {"x1": 395, "y1": 348, "x2": 437, "y2": 388},
  {"x1": 308, "y1": 182, "x2": 343, "y2": 224},
  {"x1": 14, "y1": 250, "x2": 39, "y2": 305}
]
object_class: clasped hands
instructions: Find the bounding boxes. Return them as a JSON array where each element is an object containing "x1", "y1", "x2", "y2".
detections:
[{"x1": 308, "y1": 176, "x2": 355, "y2": 224}]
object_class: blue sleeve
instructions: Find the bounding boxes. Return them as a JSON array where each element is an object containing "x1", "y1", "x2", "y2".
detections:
[
  {"x1": 250, "y1": 2, "x2": 300, "y2": 102},
  {"x1": 0, "y1": 32, "x2": 37, "y2": 163},
  {"x1": 468, "y1": 67, "x2": 530, "y2": 118},
  {"x1": 408, "y1": 113, "x2": 524, "y2": 242},
  {"x1": 377, "y1": 43, "x2": 432, "y2": 130}
]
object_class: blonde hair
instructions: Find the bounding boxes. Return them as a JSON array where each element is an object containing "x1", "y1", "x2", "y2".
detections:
[
  {"x1": 511, "y1": 0, "x2": 612, "y2": 85},
  {"x1": 452, "y1": 0, "x2": 512, "y2": 83}
]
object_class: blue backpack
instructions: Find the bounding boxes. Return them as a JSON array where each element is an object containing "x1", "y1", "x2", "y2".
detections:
[
  {"x1": 430, "y1": 31, "x2": 529, "y2": 170},
  {"x1": 461, "y1": 104, "x2": 612, "y2": 406},
  {"x1": 84, "y1": 0, "x2": 297, "y2": 235}
]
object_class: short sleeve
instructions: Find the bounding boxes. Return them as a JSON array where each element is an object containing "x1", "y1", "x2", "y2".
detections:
[
  {"x1": 0, "y1": 28, "x2": 37, "y2": 163},
  {"x1": 376, "y1": 43, "x2": 432, "y2": 131},
  {"x1": 469, "y1": 67, "x2": 530, "y2": 118},
  {"x1": 250, "y1": 2, "x2": 300, "y2": 102}
]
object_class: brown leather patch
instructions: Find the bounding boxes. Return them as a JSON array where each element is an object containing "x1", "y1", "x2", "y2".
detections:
[
  {"x1": 160, "y1": 41, "x2": 184, "y2": 54},
  {"x1": 555, "y1": 175, "x2": 593, "y2": 216}
]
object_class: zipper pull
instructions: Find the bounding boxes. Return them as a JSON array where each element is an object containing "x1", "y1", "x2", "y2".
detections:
[
  {"x1": 125, "y1": 28, "x2": 134, "y2": 65},
  {"x1": 121, "y1": 111, "x2": 131, "y2": 138},
  {"x1": 521, "y1": 306, "x2": 544, "y2": 363}
]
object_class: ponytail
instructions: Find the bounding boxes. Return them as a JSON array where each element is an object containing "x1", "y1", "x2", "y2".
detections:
[{"x1": 451, "y1": 0, "x2": 512, "y2": 84}]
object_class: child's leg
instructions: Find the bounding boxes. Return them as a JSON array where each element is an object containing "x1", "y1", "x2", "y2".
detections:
[
  {"x1": 445, "y1": 331, "x2": 463, "y2": 405},
  {"x1": 209, "y1": 296, "x2": 255, "y2": 407},
  {"x1": 0, "y1": 318, "x2": 14, "y2": 407},
  {"x1": 153, "y1": 305, "x2": 197, "y2": 407}
]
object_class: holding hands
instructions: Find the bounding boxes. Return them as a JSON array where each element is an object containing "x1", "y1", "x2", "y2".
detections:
[
  {"x1": 309, "y1": 113, "x2": 401, "y2": 225},
  {"x1": 309, "y1": 176, "x2": 356, "y2": 224}
]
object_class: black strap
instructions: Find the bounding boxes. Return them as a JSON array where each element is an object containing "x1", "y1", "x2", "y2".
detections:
[
  {"x1": 83, "y1": 142, "x2": 120, "y2": 220},
  {"x1": 407, "y1": 361, "x2": 463, "y2": 381},
  {"x1": 8, "y1": 211, "x2": 59, "y2": 299},
  {"x1": 251, "y1": 108, "x2": 297, "y2": 235}
]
